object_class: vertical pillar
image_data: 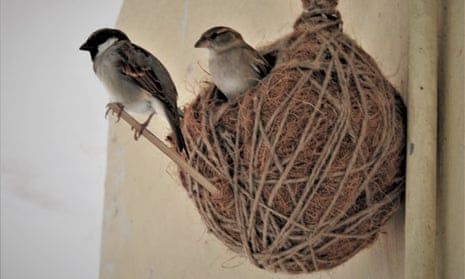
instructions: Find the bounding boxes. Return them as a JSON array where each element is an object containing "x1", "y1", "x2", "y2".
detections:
[{"x1": 405, "y1": 0, "x2": 438, "y2": 278}]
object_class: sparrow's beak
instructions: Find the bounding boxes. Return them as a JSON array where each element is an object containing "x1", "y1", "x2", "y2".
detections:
[
  {"x1": 194, "y1": 37, "x2": 209, "y2": 48},
  {"x1": 79, "y1": 42, "x2": 90, "y2": 51}
]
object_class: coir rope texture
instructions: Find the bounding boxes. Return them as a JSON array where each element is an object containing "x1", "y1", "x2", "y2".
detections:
[{"x1": 177, "y1": 0, "x2": 406, "y2": 273}]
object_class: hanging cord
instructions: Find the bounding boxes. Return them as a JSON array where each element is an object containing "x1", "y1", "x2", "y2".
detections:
[
  {"x1": 295, "y1": 0, "x2": 342, "y2": 32},
  {"x1": 301, "y1": 0, "x2": 338, "y2": 10},
  {"x1": 106, "y1": 103, "x2": 220, "y2": 196}
]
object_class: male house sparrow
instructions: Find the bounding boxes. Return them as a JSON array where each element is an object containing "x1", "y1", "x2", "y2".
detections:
[
  {"x1": 80, "y1": 28, "x2": 188, "y2": 156},
  {"x1": 194, "y1": 26, "x2": 271, "y2": 99}
]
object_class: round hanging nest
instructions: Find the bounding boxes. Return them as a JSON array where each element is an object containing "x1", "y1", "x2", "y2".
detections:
[{"x1": 178, "y1": 0, "x2": 406, "y2": 273}]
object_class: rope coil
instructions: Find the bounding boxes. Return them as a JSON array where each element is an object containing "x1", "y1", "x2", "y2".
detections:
[{"x1": 177, "y1": 0, "x2": 406, "y2": 273}]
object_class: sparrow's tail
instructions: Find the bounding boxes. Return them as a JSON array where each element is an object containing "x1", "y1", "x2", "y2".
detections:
[{"x1": 169, "y1": 117, "x2": 189, "y2": 159}]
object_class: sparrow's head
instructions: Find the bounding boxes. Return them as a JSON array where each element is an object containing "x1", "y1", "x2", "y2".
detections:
[
  {"x1": 80, "y1": 28, "x2": 129, "y2": 60},
  {"x1": 194, "y1": 26, "x2": 244, "y2": 52}
]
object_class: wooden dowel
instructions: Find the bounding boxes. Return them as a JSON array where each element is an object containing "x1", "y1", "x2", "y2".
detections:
[{"x1": 107, "y1": 103, "x2": 219, "y2": 196}]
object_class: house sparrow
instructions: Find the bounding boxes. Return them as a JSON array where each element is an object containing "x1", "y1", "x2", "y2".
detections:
[
  {"x1": 80, "y1": 28, "x2": 188, "y2": 156},
  {"x1": 194, "y1": 26, "x2": 271, "y2": 99}
]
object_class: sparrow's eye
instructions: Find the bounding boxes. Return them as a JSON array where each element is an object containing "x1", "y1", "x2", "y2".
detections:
[{"x1": 210, "y1": 33, "x2": 219, "y2": 40}]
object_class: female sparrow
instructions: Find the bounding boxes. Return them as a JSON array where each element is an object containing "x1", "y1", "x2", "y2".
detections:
[
  {"x1": 194, "y1": 26, "x2": 271, "y2": 99},
  {"x1": 80, "y1": 28, "x2": 188, "y2": 156}
]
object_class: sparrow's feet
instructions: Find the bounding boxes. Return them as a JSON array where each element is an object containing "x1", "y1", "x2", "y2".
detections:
[
  {"x1": 105, "y1": 103, "x2": 124, "y2": 122},
  {"x1": 131, "y1": 113, "x2": 155, "y2": 140}
]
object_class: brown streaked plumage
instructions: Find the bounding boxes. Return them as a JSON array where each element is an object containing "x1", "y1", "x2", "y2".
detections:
[
  {"x1": 195, "y1": 26, "x2": 271, "y2": 99},
  {"x1": 80, "y1": 28, "x2": 188, "y2": 157}
]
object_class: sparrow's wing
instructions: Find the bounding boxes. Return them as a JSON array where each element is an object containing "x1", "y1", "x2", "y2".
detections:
[
  {"x1": 116, "y1": 42, "x2": 188, "y2": 155},
  {"x1": 116, "y1": 42, "x2": 178, "y2": 110},
  {"x1": 242, "y1": 45, "x2": 271, "y2": 79}
]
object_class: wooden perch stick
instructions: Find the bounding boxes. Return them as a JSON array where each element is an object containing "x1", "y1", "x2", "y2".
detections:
[{"x1": 107, "y1": 103, "x2": 219, "y2": 196}]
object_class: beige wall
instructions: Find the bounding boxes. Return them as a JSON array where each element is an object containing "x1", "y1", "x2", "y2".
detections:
[
  {"x1": 100, "y1": 1, "x2": 410, "y2": 278},
  {"x1": 437, "y1": 0, "x2": 465, "y2": 277}
]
